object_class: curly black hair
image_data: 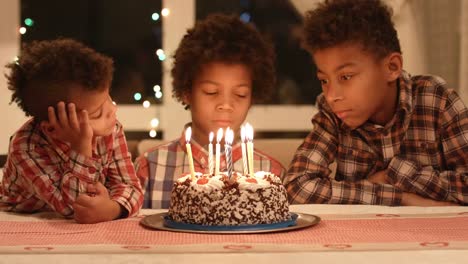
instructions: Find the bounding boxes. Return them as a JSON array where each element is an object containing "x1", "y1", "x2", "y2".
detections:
[
  {"x1": 171, "y1": 14, "x2": 276, "y2": 105},
  {"x1": 5, "y1": 38, "x2": 114, "y2": 122},
  {"x1": 303, "y1": 0, "x2": 401, "y2": 59}
]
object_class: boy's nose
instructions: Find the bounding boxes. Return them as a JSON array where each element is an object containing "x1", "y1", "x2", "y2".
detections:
[
  {"x1": 326, "y1": 84, "x2": 344, "y2": 102},
  {"x1": 216, "y1": 99, "x2": 234, "y2": 112}
]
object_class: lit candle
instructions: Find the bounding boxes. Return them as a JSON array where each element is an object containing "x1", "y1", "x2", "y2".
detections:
[
  {"x1": 240, "y1": 126, "x2": 249, "y2": 175},
  {"x1": 224, "y1": 128, "x2": 234, "y2": 178},
  {"x1": 185, "y1": 127, "x2": 196, "y2": 180},
  {"x1": 208, "y1": 132, "x2": 214, "y2": 175},
  {"x1": 215, "y1": 128, "x2": 223, "y2": 175},
  {"x1": 245, "y1": 123, "x2": 255, "y2": 177}
]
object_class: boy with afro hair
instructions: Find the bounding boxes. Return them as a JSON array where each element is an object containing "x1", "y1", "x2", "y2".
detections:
[
  {"x1": 135, "y1": 14, "x2": 285, "y2": 209},
  {"x1": 1, "y1": 38, "x2": 143, "y2": 223},
  {"x1": 285, "y1": 0, "x2": 468, "y2": 206}
]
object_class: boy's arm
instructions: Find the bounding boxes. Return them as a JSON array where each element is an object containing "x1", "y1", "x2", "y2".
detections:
[
  {"x1": 7, "y1": 147, "x2": 104, "y2": 217},
  {"x1": 284, "y1": 111, "x2": 403, "y2": 205},
  {"x1": 134, "y1": 154, "x2": 150, "y2": 192},
  {"x1": 385, "y1": 91, "x2": 468, "y2": 204},
  {"x1": 103, "y1": 124, "x2": 144, "y2": 217}
]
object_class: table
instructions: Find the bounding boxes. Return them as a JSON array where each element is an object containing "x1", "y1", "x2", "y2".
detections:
[{"x1": 1, "y1": 205, "x2": 467, "y2": 264}]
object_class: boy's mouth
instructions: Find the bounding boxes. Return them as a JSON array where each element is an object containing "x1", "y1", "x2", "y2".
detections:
[
  {"x1": 335, "y1": 110, "x2": 351, "y2": 119},
  {"x1": 213, "y1": 120, "x2": 232, "y2": 126}
]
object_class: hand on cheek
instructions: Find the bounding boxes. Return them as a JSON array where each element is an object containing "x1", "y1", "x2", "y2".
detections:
[{"x1": 43, "y1": 101, "x2": 94, "y2": 157}]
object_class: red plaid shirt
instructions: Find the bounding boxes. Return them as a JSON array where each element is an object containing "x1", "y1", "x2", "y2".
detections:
[
  {"x1": 285, "y1": 71, "x2": 468, "y2": 205},
  {"x1": 0, "y1": 119, "x2": 143, "y2": 217},
  {"x1": 135, "y1": 132, "x2": 286, "y2": 209}
]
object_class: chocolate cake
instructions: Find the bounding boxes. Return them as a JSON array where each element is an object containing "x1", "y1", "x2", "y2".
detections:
[{"x1": 168, "y1": 171, "x2": 291, "y2": 226}]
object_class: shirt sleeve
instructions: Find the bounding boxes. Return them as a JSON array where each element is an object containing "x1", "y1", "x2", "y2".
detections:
[
  {"x1": 284, "y1": 110, "x2": 403, "y2": 205},
  {"x1": 104, "y1": 126, "x2": 144, "y2": 217},
  {"x1": 7, "y1": 146, "x2": 102, "y2": 217},
  {"x1": 134, "y1": 153, "x2": 150, "y2": 192},
  {"x1": 386, "y1": 90, "x2": 468, "y2": 204}
]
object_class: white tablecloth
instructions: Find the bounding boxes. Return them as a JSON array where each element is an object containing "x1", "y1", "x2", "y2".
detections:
[{"x1": 1, "y1": 204, "x2": 467, "y2": 264}]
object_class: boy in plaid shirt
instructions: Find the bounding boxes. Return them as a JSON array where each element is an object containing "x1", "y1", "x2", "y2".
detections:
[
  {"x1": 135, "y1": 14, "x2": 285, "y2": 209},
  {"x1": 1, "y1": 39, "x2": 143, "y2": 223},
  {"x1": 285, "y1": 0, "x2": 468, "y2": 206}
]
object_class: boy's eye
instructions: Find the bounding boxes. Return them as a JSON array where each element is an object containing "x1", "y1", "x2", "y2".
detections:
[
  {"x1": 341, "y1": 74, "x2": 353, "y2": 81},
  {"x1": 318, "y1": 79, "x2": 328, "y2": 85},
  {"x1": 89, "y1": 110, "x2": 102, "y2": 119},
  {"x1": 204, "y1": 91, "x2": 217, "y2": 95}
]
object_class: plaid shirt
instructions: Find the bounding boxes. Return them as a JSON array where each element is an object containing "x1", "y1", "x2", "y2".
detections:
[
  {"x1": 0, "y1": 119, "x2": 143, "y2": 217},
  {"x1": 134, "y1": 133, "x2": 286, "y2": 209},
  {"x1": 284, "y1": 71, "x2": 468, "y2": 205}
]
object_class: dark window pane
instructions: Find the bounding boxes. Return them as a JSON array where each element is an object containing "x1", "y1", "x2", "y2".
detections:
[
  {"x1": 196, "y1": 0, "x2": 321, "y2": 104},
  {"x1": 20, "y1": 0, "x2": 163, "y2": 105}
]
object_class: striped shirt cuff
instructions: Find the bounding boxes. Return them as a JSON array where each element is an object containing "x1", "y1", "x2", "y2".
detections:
[{"x1": 387, "y1": 157, "x2": 419, "y2": 192}]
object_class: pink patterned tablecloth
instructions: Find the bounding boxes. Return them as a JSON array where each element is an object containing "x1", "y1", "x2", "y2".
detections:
[{"x1": 1, "y1": 210, "x2": 468, "y2": 254}]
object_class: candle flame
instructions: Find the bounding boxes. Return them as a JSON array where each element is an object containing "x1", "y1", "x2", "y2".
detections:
[
  {"x1": 216, "y1": 128, "x2": 223, "y2": 143},
  {"x1": 245, "y1": 123, "x2": 254, "y2": 141},
  {"x1": 240, "y1": 126, "x2": 246, "y2": 142},
  {"x1": 225, "y1": 127, "x2": 234, "y2": 145},
  {"x1": 209, "y1": 131, "x2": 214, "y2": 143},
  {"x1": 185, "y1": 127, "x2": 192, "y2": 143}
]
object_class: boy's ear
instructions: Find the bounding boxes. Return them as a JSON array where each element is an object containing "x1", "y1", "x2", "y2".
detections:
[
  {"x1": 182, "y1": 91, "x2": 191, "y2": 106},
  {"x1": 385, "y1": 52, "x2": 403, "y2": 82},
  {"x1": 40, "y1": 121, "x2": 57, "y2": 139}
]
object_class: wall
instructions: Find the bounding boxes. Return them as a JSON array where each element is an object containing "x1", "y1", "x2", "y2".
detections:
[{"x1": 0, "y1": 1, "x2": 27, "y2": 154}]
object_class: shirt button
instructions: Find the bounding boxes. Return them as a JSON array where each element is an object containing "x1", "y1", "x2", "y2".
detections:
[
  {"x1": 88, "y1": 167, "x2": 96, "y2": 174},
  {"x1": 200, "y1": 157, "x2": 206, "y2": 164}
]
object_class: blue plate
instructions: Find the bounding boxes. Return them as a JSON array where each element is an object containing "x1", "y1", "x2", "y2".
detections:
[
  {"x1": 163, "y1": 213, "x2": 298, "y2": 231},
  {"x1": 140, "y1": 212, "x2": 320, "y2": 234}
]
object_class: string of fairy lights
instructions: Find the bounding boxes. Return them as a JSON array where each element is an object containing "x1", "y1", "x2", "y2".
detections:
[
  {"x1": 18, "y1": 7, "x2": 171, "y2": 139},
  {"x1": 18, "y1": 2, "x2": 252, "y2": 139}
]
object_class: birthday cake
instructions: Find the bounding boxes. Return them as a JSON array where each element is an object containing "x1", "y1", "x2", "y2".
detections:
[{"x1": 168, "y1": 171, "x2": 291, "y2": 226}]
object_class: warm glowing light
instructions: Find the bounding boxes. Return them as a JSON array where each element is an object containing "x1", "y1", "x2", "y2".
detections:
[
  {"x1": 153, "y1": 85, "x2": 161, "y2": 92},
  {"x1": 155, "y1": 91, "x2": 163, "y2": 99},
  {"x1": 143, "y1": 100, "x2": 151, "y2": 108},
  {"x1": 161, "y1": 8, "x2": 170, "y2": 16},
  {"x1": 245, "y1": 123, "x2": 254, "y2": 141},
  {"x1": 209, "y1": 132, "x2": 214, "y2": 143},
  {"x1": 225, "y1": 128, "x2": 234, "y2": 145},
  {"x1": 149, "y1": 129, "x2": 157, "y2": 138},
  {"x1": 150, "y1": 118, "x2": 159, "y2": 128},
  {"x1": 241, "y1": 126, "x2": 246, "y2": 142},
  {"x1": 19, "y1": 27, "x2": 27, "y2": 34},
  {"x1": 216, "y1": 128, "x2": 223, "y2": 143},
  {"x1": 185, "y1": 127, "x2": 192, "y2": 143},
  {"x1": 156, "y1": 49, "x2": 164, "y2": 56}
]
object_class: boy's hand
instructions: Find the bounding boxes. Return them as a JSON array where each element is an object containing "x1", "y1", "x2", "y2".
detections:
[
  {"x1": 73, "y1": 182, "x2": 122, "y2": 224},
  {"x1": 368, "y1": 170, "x2": 388, "y2": 184},
  {"x1": 401, "y1": 192, "x2": 459, "y2": 206},
  {"x1": 44, "y1": 102, "x2": 94, "y2": 157}
]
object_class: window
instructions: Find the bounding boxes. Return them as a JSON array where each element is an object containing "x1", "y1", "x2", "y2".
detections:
[
  {"x1": 196, "y1": 0, "x2": 322, "y2": 104},
  {"x1": 20, "y1": 0, "x2": 163, "y2": 105}
]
